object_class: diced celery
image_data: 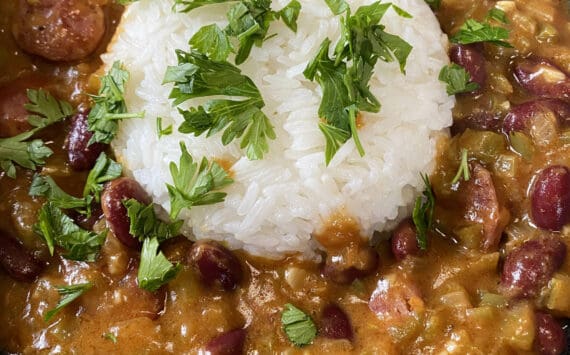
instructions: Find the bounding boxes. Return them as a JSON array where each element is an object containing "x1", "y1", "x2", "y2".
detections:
[
  {"x1": 454, "y1": 224, "x2": 483, "y2": 250},
  {"x1": 545, "y1": 273, "x2": 570, "y2": 317},
  {"x1": 439, "y1": 289, "x2": 472, "y2": 309},
  {"x1": 458, "y1": 130, "x2": 507, "y2": 165},
  {"x1": 501, "y1": 303, "x2": 535, "y2": 351},
  {"x1": 466, "y1": 306, "x2": 496, "y2": 326},
  {"x1": 509, "y1": 132, "x2": 534, "y2": 161},
  {"x1": 560, "y1": 130, "x2": 570, "y2": 145},
  {"x1": 479, "y1": 292, "x2": 507, "y2": 307},
  {"x1": 537, "y1": 24, "x2": 558, "y2": 43},
  {"x1": 469, "y1": 253, "x2": 500, "y2": 274}
]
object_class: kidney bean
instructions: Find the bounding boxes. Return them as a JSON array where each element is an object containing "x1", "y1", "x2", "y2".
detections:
[
  {"x1": 451, "y1": 112, "x2": 501, "y2": 136},
  {"x1": 205, "y1": 328, "x2": 247, "y2": 355},
  {"x1": 535, "y1": 312, "x2": 566, "y2": 355},
  {"x1": 369, "y1": 275, "x2": 424, "y2": 324},
  {"x1": 503, "y1": 99, "x2": 570, "y2": 134},
  {"x1": 514, "y1": 58, "x2": 570, "y2": 100},
  {"x1": 101, "y1": 178, "x2": 151, "y2": 249},
  {"x1": 391, "y1": 218, "x2": 420, "y2": 261},
  {"x1": 117, "y1": 259, "x2": 166, "y2": 320},
  {"x1": 450, "y1": 44, "x2": 487, "y2": 90},
  {"x1": 500, "y1": 236, "x2": 566, "y2": 298},
  {"x1": 320, "y1": 304, "x2": 353, "y2": 341},
  {"x1": 322, "y1": 245, "x2": 379, "y2": 284},
  {"x1": 531, "y1": 166, "x2": 570, "y2": 231},
  {"x1": 189, "y1": 240, "x2": 243, "y2": 291},
  {"x1": 65, "y1": 111, "x2": 107, "y2": 171},
  {"x1": 0, "y1": 230, "x2": 44, "y2": 282},
  {"x1": 12, "y1": 0, "x2": 105, "y2": 62}
]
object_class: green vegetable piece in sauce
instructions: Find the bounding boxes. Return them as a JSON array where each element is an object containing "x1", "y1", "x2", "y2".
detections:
[
  {"x1": 509, "y1": 132, "x2": 535, "y2": 161},
  {"x1": 138, "y1": 237, "x2": 181, "y2": 292},
  {"x1": 412, "y1": 173, "x2": 435, "y2": 250},
  {"x1": 45, "y1": 282, "x2": 93, "y2": 322},
  {"x1": 281, "y1": 303, "x2": 317, "y2": 346},
  {"x1": 424, "y1": 0, "x2": 441, "y2": 10},
  {"x1": 486, "y1": 8, "x2": 508, "y2": 24}
]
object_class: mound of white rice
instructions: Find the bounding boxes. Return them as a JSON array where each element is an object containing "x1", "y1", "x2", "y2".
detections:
[{"x1": 103, "y1": 0, "x2": 453, "y2": 258}]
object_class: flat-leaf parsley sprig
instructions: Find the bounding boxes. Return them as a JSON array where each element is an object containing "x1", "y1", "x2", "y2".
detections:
[
  {"x1": 164, "y1": 50, "x2": 276, "y2": 160},
  {"x1": 304, "y1": 1, "x2": 413, "y2": 165}
]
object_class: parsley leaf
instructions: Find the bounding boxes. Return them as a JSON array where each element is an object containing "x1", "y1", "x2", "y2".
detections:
[
  {"x1": 156, "y1": 117, "x2": 173, "y2": 139},
  {"x1": 45, "y1": 282, "x2": 92, "y2": 322},
  {"x1": 30, "y1": 174, "x2": 91, "y2": 211},
  {"x1": 124, "y1": 199, "x2": 183, "y2": 243},
  {"x1": 281, "y1": 303, "x2": 317, "y2": 347},
  {"x1": 424, "y1": 0, "x2": 440, "y2": 10},
  {"x1": 138, "y1": 237, "x2": 181, "y2": 292},
  {"x1": 181, "y1": 0, "x2": 301, "y2": 64},
  {"x1": 451, "y1": 148, "x2": 470, "y2": 184},
  {"x1": 412, "y1": 173, "x2": 435, "y2": 250},
  {"x1": 0, "y1": 131, "x2": 53, "y2": 178},
  {"x1": 167, "y1": 142, "x2": 233, "y2": 219},
  {"x1": 438, "y1": 63, "x2": 480, "y2": 95},
  {"x1": 35, "y1": 202, "x2": 106, "y2": 261},
  {"x1": 25, "y1": 89, "x2": 73, "y2": 129},
  {"x1": 305, "y1": 2, "x2": 412, "y2": 164},
  {"x1": 165, "y1": 50, "x2": 276, "y2": 160},
  {"x1": 451, "y1": 18, "x2": 512, "y2": 47},
  {"x1": 324, "y1": 0, "x2": 349, "y2": 15},
  {"x1": 83, "y1": 152, "x2": 123, "y2": 202},
  {"x1": 88, "y1": 61, "x2": 145, "y2": 145}
]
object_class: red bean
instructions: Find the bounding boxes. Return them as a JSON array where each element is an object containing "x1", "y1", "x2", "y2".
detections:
[
  {"x1": 451, "y1": 112, "x2": 501, "y2": 136},
  {"x1": 69, "y1": 203, "x2": 103, "y2": 230},
  {"x1": 0, "y1": 230, "x2": 44, "y2": 282},
  {"x1": 535, "y1": 312, "x2": 566, "y2": 355},
  {"x1": 322, "y1": 245, "x2": 379, "y2": 284},
  {"x1": 513, "y1": 57, "x2": 570, "y2": 100},
  {"x1": 500, "y1": 236, "x2": 566, "y2": 298},
  {"x1": 205, "y1": 329, "x2": 247, "y2": 355},
  {"x1": 503, "y1": 99, "x2": 570, "y2": 134},
  {"x1": 450, "y1": 44, "x2": 486, "y2": 90},
  {"x1": 391, "y1": 218, "x2": 420, "y2": 261},
  {"x1": 0, "y1": 77, "x2": 45, "y2": 138},
  {"x1": 320, "y1": 304, "x2": 353, "y2": 341},
  {"x1": 12, "y1": 0, "x2": 106, "y2": 62},
  {"x1": 531, "y1": 166, "x2": 570, "y2": 231},
  {"x1": 101, "y1": 178, "x2": 151, "y2": 249},
  {"x1": 188, "y1": 240, "x2": 243, "y2": 291},
  {"x1": 65, "y1": 111, "x2": 108, "y2": 171}
]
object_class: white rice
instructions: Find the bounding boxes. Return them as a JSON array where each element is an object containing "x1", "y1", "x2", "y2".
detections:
[{"x1": 103, "y1": 0, "x2": 454, "y2": 258}]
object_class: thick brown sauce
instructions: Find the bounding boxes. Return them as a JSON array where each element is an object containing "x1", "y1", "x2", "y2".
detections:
[{"x1": 1, "y1": 0, "x2": 570, "y2": 354}]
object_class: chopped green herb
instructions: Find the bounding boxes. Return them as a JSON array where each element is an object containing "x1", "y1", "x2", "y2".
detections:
[
  {"x1": 83, "y1": 152, "x2": 123, "y2": 202},
  {"x1": 438, "y1": 63, "x2": 480, "y2": 95},
  {"x1": 45, "y1": 282, "x2": 93, "y2": 322},
  {"x1": 304, "y1": 1, "x2": 412, "y2": 164},
  {"x1": 0, "y1": 131, "x2": 53, "y2": 178},
  {"x1": 451, "y1": 149, "x2": 470, "y2": 184},
  {"x1": 29, "y1": 174, "x2": 91, "y2": 211},
  {"x1": 486, "y1": 8, "x2": 508, "y2": 24},
  {"x1": 412, "y1": 173, "x2": 435, "y2": 250},
  {"x1": 167, "y1": 142, "x2": 233, "y2": 219},
  {"x1": 451, "y1": 18, "x2": 512, "y2": 47},
  {"x1": 35, "y1": 202, "x2": 106, "y2": 261},
  {"x1": 324, "y1": 0, "x2": 349, "y2": 15},
  {"x1": 156, "y1": 117, "x2": 173, "y2": 139},
  {"x1": 124, "y1": 199, "x2": 183, "y2": 243},
  {"x1": 88, "y1": 61, "x2": 145, "y2": 145},
  {"x1": 138, "y1": 237, "x2": 181, "y2": 292},
  {"x1": 25, "y1": 89, "x2": 73, "y2": 129},
  {"x1": 165, "y1": 50, "x2": 276, "y2": 160},
  {"x1": 281, "y1": 303, "x2": 317, "y2": 347},
  {"x1": 424, "y1": 0, "x2": 441, "y2": 10},
  {"x1": 172, "y1": 0, "x2": 228, "y2": 13},
  {"x1": 180, "y1": 0, "x2": 301, "y2": 64},
  {"x1": 102, "y1": 332, "x2": 118, "y2": 344}
]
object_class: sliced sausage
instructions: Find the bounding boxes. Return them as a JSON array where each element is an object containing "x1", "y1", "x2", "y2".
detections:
[
  {"x1": 368, "y1": 274, "x2": 424, "y2": 325},
  {"x1": 500, "y1": 236, "x2": 566, "y2": 299},
  {"x1": 65, "y1": 111, "x2": 108, "y2": 171},
  {"x1": 450, "y1": 44, "x2": 486, "y2": 90},
  {"x1": 534, "y1": 312, "x2": 566, "y2": 355},
  {"x1": 0, "y1": 230, "x2": 44, "y2": 282},
  {"x1": 513, "y1": 57, "x2": 570, "y2": 101},
  {"x1": 101, "y1": 178, "x2": 151, "y2": 249},
  {"x1": 531, "y1": 166, "x2": 570, "y2": 231},
  {"x1": 188, "y1": 240, "x2": 243, "y2": 291},
  {"x1": 12, "y1": 0, "x2": 105, "y2": 62}
]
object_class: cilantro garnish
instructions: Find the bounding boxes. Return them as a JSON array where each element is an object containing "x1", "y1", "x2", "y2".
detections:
[
  {"x1": 412, "y1": 173, "x2": 435, "y2": 250},
  {"x1": 34, "y1": 202, "x2": 106, "y2": 261},
  {"x1": 83, "y1": 152, "x2": 123, "y2": 202},
  {"x1": 45, "y1": 282, "x2": 92, "y2": 321},
  {"x1": 177, "y1": 0, "x2": 301, "y2": 64},
  {"x1": 156, "y1": 117, "x2": 173, "y2": 139},
  {"x1": 138, "y1": 237, "x2": 181, "y2": 292},
  {"x1": 164, "y1": 50, "x2": 276, "y2": 160},
  {"x1": 438, "y1": 63, "x2": 480, "y2": 95},
  {"x1": 304, "y1": 1, "x2": 412, "y2": 165},
  {"x1": 451, "y1": 18, "x2": 512, "y2": 48},
  {"x1": 124, "y1": 199, "x2": 183, "y2": 243},
  {"x1": 451, "y1": 149, "x2": 470, "y2": 184},
  {"x1": 167, "y1": 142, "x2": 233, "y2": 219},
  {"x1": 88, "y1": 61, "x2": 145, "y2": 145},
  {"x1": 281, "y1": 303, "x2": 317, "y2": 347},
  {"x1": 29, "y1": 174, "x2": 91, "y2": 211},
  {"x1": 0, "y1": 89, "x2": 72, "y2": 178}
]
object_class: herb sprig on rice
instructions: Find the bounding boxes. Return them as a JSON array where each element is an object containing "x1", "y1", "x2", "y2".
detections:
[{"x1": 304, "y1": 1, "x2": 413, "y2": 165}]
